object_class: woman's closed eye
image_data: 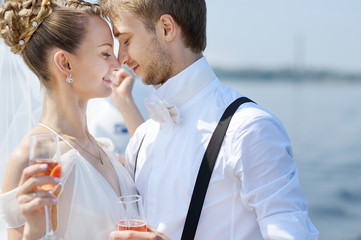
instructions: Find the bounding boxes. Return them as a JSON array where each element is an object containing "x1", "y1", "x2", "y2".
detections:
[{"x1": 102, "y1": 52, "x2": 111, "y2": 57}]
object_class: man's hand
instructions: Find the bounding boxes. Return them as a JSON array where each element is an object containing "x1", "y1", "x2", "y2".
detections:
[{"x1": 109, "y1": 225, "x2": 170, "y2": 240}]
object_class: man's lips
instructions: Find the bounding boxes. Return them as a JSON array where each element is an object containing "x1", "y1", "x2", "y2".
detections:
[{"x1": 132, "y1": 65, "x2": 139, "y2": 73}]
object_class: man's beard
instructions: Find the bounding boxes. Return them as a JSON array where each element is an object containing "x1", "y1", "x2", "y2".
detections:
[{"x1": 142, "y1": 39, "x2": 173, "y2": 86}]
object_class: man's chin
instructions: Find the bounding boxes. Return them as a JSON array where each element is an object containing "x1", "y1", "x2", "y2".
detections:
[{"x1": 140, "y1": 77, "x2": 152, "y2": 86}]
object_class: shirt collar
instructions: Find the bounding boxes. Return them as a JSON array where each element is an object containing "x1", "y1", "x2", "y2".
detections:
[
  {"x1": 151, "y1": 56, "x2": 210, "y2": 103},
  {"x1": 145, "y1": 57, "x2": 216, "y2": 125}
]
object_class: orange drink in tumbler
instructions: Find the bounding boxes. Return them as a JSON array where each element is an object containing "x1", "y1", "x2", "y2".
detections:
[
  {"x1": 116, "y1": 195, "x2": 147, "y2": 232},
  {"x1": 117, "y1": 219, "x2": 147, "y2": 232}
]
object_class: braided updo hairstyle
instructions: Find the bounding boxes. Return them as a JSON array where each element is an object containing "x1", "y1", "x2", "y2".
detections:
[{"x1": 0, "y1": 0, "x2": 102, "y2": 88}]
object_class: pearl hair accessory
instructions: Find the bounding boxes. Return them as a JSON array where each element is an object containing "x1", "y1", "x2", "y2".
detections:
[
  {"x1": 66, "y1": 73, "x2": 73, "y2": 83},
  {"x1": 18, "y1": 21, "x2": 39, "y2": 47}
]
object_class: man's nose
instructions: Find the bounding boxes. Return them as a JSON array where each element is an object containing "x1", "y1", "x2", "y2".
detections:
[{"x1": 117, "y1": 48, "x2": 128, "y2": 65}]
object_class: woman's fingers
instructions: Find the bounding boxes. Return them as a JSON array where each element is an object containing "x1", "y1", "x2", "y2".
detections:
[
  {"x1": 111, "y1": 68, "x2": 136, "y2": 107},
  {"x1": 112, "y1": 68, "x2": 135, "y2": 99},
  {"x1": 17, "y1": 190, "x2": 55, "y2": 204},
  {"x1": 19, "y1": 192, "x2": 58, "y2": 215},
  {"x1": 17, "y1": 191, "x2": 39, "y2": 204},
  {"x1": 112, "y1": 67, "x2": 135, "y2": 86},
  {"x1": 18, "y1": 190, "x2": 58, "y2": 214},
  {"x1": 16, "y1": 164, "x2": 60, "y2": 211},
  {"x1": 14, "y1": 165, "x2": 60, "y2": 239},
  {"x1": 16, "y1": 175, "x2": 60, "y2": 197},
  {"x1": 18, "y1": 163, "x2": 48, "y2": 185}
]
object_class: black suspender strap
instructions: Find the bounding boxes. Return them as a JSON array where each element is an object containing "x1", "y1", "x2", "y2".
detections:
[
  {"x1": 134, "y1": 134, "x2": 146, "y2": 176},
  {"x1": 181, "y1": 97, "x2": 254, "y2": 240}
]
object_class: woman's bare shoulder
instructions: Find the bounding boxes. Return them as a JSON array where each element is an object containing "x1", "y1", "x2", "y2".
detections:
[{"x1": 1, "y1": 127, "x2": 49, "y2": 192}]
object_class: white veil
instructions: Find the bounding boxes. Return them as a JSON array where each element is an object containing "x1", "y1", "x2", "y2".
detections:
[
  {"x1": 0, "y1": 36, "x2": 42, "y2": 238},
  {"x1": 0, "y1": 39, "x2": 43, "y2": 189}
]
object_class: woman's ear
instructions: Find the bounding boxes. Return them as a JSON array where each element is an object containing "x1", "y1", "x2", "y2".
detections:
[
  {"x1": 53, "y1": 50, "x2": 72, "y2": 76},
  {"x1": 159, "y1": 14, "x2": 176, "y2": 42}
]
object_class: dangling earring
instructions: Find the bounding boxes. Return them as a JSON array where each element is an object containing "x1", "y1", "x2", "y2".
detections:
[{"x1": 66, "y1": 73, "x2": 73, "y2": 83}]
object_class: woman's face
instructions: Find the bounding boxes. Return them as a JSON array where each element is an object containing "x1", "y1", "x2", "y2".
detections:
[{"x1": 69, "y1": 15, "x2": 120, "y2": 100}]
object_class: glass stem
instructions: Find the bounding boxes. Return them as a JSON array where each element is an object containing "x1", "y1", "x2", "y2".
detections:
[{"x1": 44, "y1": 205, "x2": 55, "y2": 237}]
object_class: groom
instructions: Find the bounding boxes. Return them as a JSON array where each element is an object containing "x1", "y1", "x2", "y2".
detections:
[{"x1": 100, "y1": 0, "x2": 319, "y2": 239}]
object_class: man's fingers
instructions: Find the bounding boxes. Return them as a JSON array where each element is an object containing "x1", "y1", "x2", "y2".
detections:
[
  {"x1": 145, "y1": 226, "x2": 170, "y2": 239},
  {"x1": 146, "y1": 225, "x2": 157, "y2": 232},
  {"x1": 110, "y1": 230, "x2": 156, "y2": 240},
  {"x1": 109, "y1": 227, "x2": 169, "y2": 240}
]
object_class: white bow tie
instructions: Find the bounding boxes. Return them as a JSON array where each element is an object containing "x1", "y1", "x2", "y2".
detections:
[
  {"x1": 144, "y1": 67, "x2": 216, "y2": 125},
  {"x1": 145, "y1": 98, "x2": 181, "y2": 125}
]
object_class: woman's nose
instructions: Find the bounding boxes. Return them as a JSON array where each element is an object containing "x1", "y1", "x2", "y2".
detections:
[{"x1": 110, "y1": 55, "x2": 121, "y2": 69}]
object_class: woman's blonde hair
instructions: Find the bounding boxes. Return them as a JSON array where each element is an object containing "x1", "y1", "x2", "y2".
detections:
[{"x1": 0, "y1": 0, "x2": 102, "y2": 88}]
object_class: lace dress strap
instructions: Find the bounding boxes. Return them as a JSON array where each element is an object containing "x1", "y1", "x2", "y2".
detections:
[{"x1": 37, "y1": 123, "x2": 74, "y2": 149}]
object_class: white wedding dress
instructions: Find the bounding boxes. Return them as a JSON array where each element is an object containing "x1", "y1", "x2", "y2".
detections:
[
  {"x1": 0, "y1": 130, "x2": 138, "y2": 239},
  {"x1": 0, "y1": 37, "x2": 143, "y2": 238}
]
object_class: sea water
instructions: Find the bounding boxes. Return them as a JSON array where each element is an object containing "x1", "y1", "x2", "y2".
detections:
[{"x1": 221, "y1": 78, "x2": 361, "y2": 240}]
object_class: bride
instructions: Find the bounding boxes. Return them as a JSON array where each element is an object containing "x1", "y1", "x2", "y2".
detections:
[{"x1": 0, "y1": 0, "x2": 143, "y2": 239}]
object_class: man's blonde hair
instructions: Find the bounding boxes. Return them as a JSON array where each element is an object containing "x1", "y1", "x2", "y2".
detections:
[{"x1": 100, "y1": 0, "x2": 207, "y2": 53}]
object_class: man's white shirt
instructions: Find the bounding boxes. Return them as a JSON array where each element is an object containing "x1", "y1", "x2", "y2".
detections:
[{"x1": 125, "y1": 57, "x2": 319, "y2": 240}]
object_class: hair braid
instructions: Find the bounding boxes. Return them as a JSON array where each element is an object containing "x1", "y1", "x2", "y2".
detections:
[
  {"x1": 57, "y1": 0, "x2": 101, "y2": 14},
  {"x1": 0, "y1": 0, "x2": 101, "y2": 54},
  {"x1": 0, "y1": 0, "x2": 52, "y2": 54}
]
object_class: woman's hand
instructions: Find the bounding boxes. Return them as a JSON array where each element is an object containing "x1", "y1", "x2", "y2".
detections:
[
  {"x1": 111, "y1": 67, "x2": 144, "y2": 136},
  {"x1": 16, "y1": 164, "x2": 59, "y2": 240},
  {"x1": 111, "y1": 67, "x2": 135, "y2": 104}
]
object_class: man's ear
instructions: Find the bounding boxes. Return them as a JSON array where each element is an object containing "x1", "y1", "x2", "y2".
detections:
[
  {"x1": 159, "y1": 14, "x2": 177, "y2": 42},
  {"x1": 53, "y1": 50, "x2": 72, "y2": 76}
]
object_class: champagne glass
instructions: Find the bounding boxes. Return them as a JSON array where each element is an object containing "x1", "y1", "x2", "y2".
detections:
[
  {"x1": 116, "y1": 195, "x2": 147, "y2": 232},
  {"x1": 29, "y1": 133, "x2": 61, "y2": 240}
]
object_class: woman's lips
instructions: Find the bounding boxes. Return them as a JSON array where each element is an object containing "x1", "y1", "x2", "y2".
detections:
[{"x1": 102, "y1": 77, "x2": 113, "y2": 84}]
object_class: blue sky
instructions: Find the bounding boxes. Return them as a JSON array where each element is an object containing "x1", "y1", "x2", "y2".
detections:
[
  {"x1": 1, "y1": 0, "x2": 359, "y2": 73},
  {"x1": 205, "y1": 0, "x2": 361, "y2": 73}
]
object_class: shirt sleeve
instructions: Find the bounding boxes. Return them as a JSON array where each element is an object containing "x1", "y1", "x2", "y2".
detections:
[
  {"x1": 232, "y1": 114, "x2": 319, "y2": 239},
  {"x1": 0, "y1": 188, "x2": 26, "y2": 228}
]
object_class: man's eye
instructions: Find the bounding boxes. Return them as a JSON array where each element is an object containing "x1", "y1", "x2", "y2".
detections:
[{"x1": 102, "y1": 52, "x2": 111, "y2": 57}]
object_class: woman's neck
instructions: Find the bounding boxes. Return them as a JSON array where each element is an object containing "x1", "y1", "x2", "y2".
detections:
[{"x1": 39, "y1": 89, "x2": 90, "y2": 141}]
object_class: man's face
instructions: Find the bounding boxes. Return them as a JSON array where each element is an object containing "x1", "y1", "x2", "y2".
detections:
[{"x1": 112, "y1": 13, "x2": 173, "y2": 86}]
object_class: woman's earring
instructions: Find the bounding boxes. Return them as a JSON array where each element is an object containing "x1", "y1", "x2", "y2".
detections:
[{"x1": 66, "y1": 73, "x2": 73, "y2": 84}]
